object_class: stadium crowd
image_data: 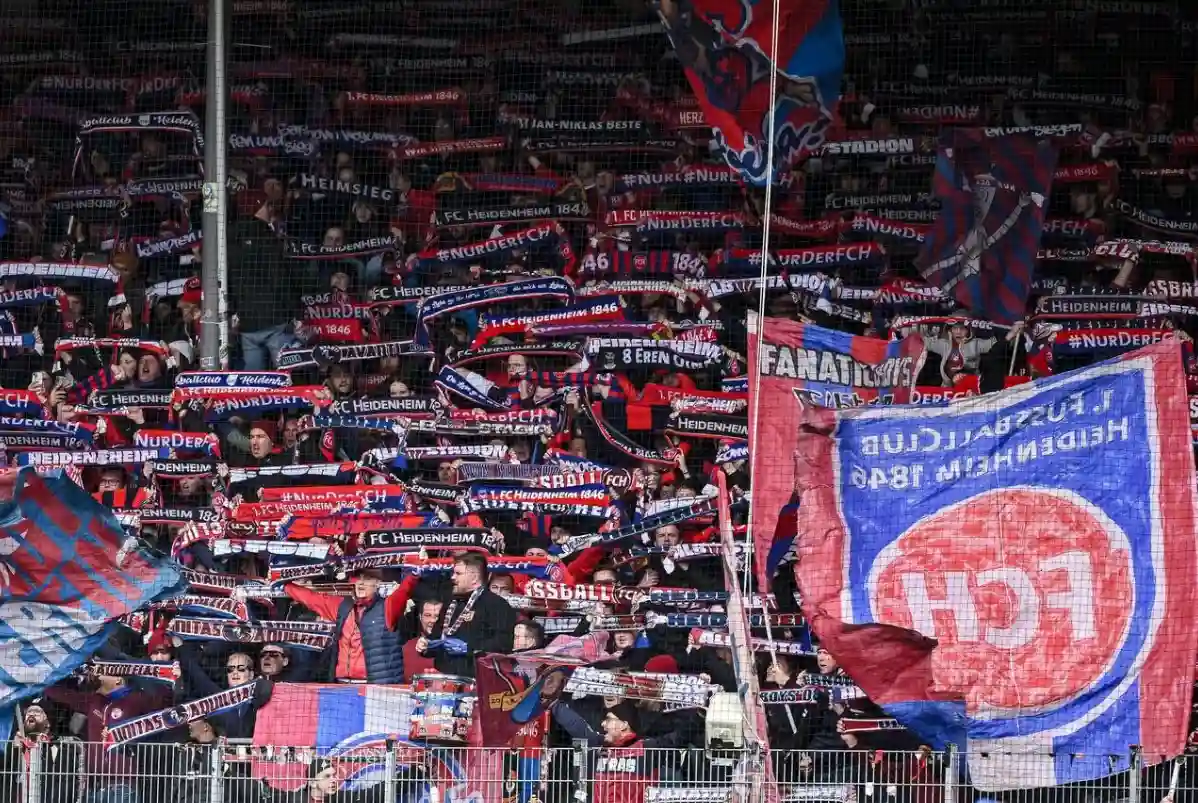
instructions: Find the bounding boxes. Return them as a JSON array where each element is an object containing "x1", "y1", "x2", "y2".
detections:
[{"x1": 0, "y1": 0, "x2": 1196, "y2": 802}]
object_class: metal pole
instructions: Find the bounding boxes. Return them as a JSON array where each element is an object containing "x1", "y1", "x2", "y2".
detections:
[{"x1": 200, "y1": 0, "x2": 229, "y2": 370}]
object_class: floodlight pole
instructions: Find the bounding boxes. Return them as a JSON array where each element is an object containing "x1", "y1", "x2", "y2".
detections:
[{"x1": 200, "y1": 0, "x2": 230, "y2": 370}]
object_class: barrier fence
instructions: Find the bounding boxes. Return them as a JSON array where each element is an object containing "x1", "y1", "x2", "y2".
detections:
[{"x1": 4, "y1": 742, "x2": 1191, "y2": 803}]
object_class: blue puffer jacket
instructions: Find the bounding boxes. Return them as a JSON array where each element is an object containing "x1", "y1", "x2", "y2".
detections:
[{"x1": 328, "y1": 595, "x2": 405, "y2": 684}]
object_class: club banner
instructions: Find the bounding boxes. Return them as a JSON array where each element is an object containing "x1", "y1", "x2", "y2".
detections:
[
  {"x1": 359, "y1": 529, "x2": 499, "y2": 553},
  {"x1": 167, "y1": 618, "x2": 334, "y2": 651},
  {"x1": 476, "y1": 653, "x2": 581, "y2": 747},
  {"x1": 791, "y1": 340, "x2": 1198, "y2": 789},
  {"x1": 747, "y1": 316, "x2": 925, "y2": 591},
  {"x1": 917, "y1": 131, "x2": 1058, "y2": 325}
]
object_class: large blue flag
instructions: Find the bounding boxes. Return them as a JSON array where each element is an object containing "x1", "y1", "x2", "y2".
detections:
[
  {"x1": 917, "y1": 130, "x2": 1058, "y2": 325},
  {"x1": 792, "y1": 340, "x2": 1198, "y2": 789},
  {"x1": 0, "y1": 468, "x2": 184, "y2": 708}
]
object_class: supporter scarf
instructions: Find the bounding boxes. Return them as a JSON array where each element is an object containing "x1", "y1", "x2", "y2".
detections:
[
  {"x1": 167, "y1": 618, "x2": 333, "y2": 651},
  {"x1": 614, "y1": 165, "x2": 740, "y2": 192},
  {"x1": 536, "y1": 467, "x2": 637, "y2": 492},
  {"x1": 434, "y1": 365, "x2": 511, "y2": 411},
  {"x1": 578, "y1": 250, "x2": 709, "y2": 279},
  {"x1": 145, "y1": 595, "x2": 250, "y2": 620},
  {"x1": 136, "y1": 229, "x2": 202, "y2": 260},
  {"x1": 669, "y1": 394, "x2": 748, "y2": 415},
  {"x1": 326, "y1": 396, "x2": 437, "y2": 419},
  {"x1": 359, "y1": 528, "x2": 499, "y2": 552},
  {"x1": 715, "y1": 441, "x2": 750, "y2": 464},
  {"x1": 587, "y1": 614, "x2": 648, "y2": 631},
  {"x1": 473, "y1": 298, "x2": 625, "y2": 347},
  {"x1": 611, "y1": 210, "x2": 745, "y2": 234},
  {"x1": 149, "y1": 459, "x2": 217, "y2": 480},
  {"x1": 722, "y1": 376, "x2": 747, "y2": 393},
  {"x1": 134, "y1": 429, "x2": 219, "y2": 456},
  {"x1": 412, "y1": 221, "x2": 576, "y2": 273},
  {"x1": 226, "y1": 461, "x2": 358, "y2": 485},
  {"x1": 1052, "y1": 328, "x2": 1174, "y2": 355},
  {"x1": 839, "y1": 718, "x2": 904, "y2": 733},
  {"x1": 522, "y1": 580, "x2": 637, "y2": 605},
  {"x1": 0, "y1": 261, "x2": 118, "y2": 283},
  {"x1": 229, "y1": 132, "x2": 317, "y2": 156},
  {"x1": 279, "y1": 510, "x2": 443, "y2": 540},
  {"x1": 203, "y1": 388, "x2": 325, "y2": 421},
  {"x1": 0, "y1": 432, "x2": 90, "y2": 450},
  {"x1": 16, "y1": 447, "x2": 167, "y2": 467},
  {"x1": 0, "y1": 416, "x2": 93, "y2": 444},
  {"x1": 259, "y1": 483, "x2": 407, "y2": 507},
  {"x1": 520, "y1": 370, "x2": 601, "y2": 389},
  {"x1": 846, "y1": 213, "x2": 929, "y2": 245},
  {"x1": 561, "y1": 498, "x2": 716, "y2": 556},
  {"x1": 83, "y1": 660, "x2": 181, "y2": 684},
  {"x1": 303, "y1": 319, "x2": 367, "y2": 344},
  {"x1": 455, "y1": 462, "x2": 561, "y2": 483},
  {"x1": 177, "y1": 567, "x2": 260, "y2": 596},
  {"x1": 401, "y1": 443, "x2": 511, "y2": 462},
  {"x1": 311, "y1": 413, "x2": 409, "y2": 438},
  {"x1": 344, "y1": 87, "x2": 467, "y2": 107},
  {"x1": 433, "y1": 201, "x2": 590, "y2": 228},
  {"x1": 581, "y1": 394, "x2": 680, "y2": 467},
  {"x1": 665, "y1": 412, "x2": 749, "y2": 440},
  {"x1": 369, "y1": 284, "x2": 474, "y2": 307},
  {"x1": 448, "y1": 340, "x2": 585, "y2": 370},
  {"x1": 1112, "y1": 199, "x2": 1198, "y2": 238},
  {"x1": 689, "y1": 630, "x2": 814, "y2": 656},
  {"x1": 501, "y1": 593, "x2": 598, "y2": 614},
  {"x1": 564, "y1": 667, "x2": 715, "y2": 706},
  {"x1": 526, "y1": 137, "x2": 679, "y2": 155},
  {"x1": 54, "y1": 337, "x2": 168, "y2": 361},
  {"x1": 213, "y1": 540, "x2": 333, "y2": 560},
  {"x1": 277, "y1": 341, "x2": 430, "y2": 372},
  {"x1": 123, "y1": 508, "x2": 222, "y2": 527},
  {"x1": 285, "y1": 236, "x2": 400, "y2": 260},
  {"x1": 0, "y1": 287, "x2": 64, "y2": 311},
  {"x1": 177, "y1": 371, "x2": 292, "y2": 391},
  {"x1": 648, "y1": 612, "x2": 804, "y2": 629},
  {"x1": 0, "y1": 390, "x2": 44, "y2": 417},
  {"x1": 291, "y1": 173, "x2": 397, "y2": 204},
  {"x1": 715, "y1": 243, "x2": 887, "y2": 277},
  {"x1": 758, "y1": 688, "x2": 820, "y2": 705},
  {"x1": 436, "y1": 172, "x2": 574, "y2": 196},
  {"x1": 446, "y1": 407, "x2": 562, "y2": 436},
  {"x1": 585, "y1": 337, "x2": 723, "y2": 371},
  {"x1": 1035, "y1": 295, "x2": 1196, "y2": 319},
  {"x1": 577, "y1": 280, "x2": 696, "y2": 307},
  {"x1": 462, "y1": 484, "x2": 612, "y2": 516},
  {"x1": 84, "y1": 389, "x2": 174, "y2": 412},
  {"x1": 416, "y1": 276, "x2": 575, "y2": 343},
  {"x1": 534, "y1": 616, "x2": 586, "y2": 634},
  {"x1": 102, "y1": 682, "x2": 260, "y2": 749},
  {"x1": 394, "y1": 478, "x2": 462, "y2": 505},
  {"x1": 270, "y1": 553, "x2": 564, "y2": 583},
  {"x1": 388, "y1": 136, "x2": 508, "y2": 161},
  {"x1": 526, "y1": 321, "x2": 660, "y2": 340}
]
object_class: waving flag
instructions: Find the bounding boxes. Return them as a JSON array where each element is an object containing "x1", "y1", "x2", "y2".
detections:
[
  {"x1": 657, "y1": 0, "x2": 844, "y2": 185},
  {"x1": 791, "y1": 340, "x2": 1198, "y2": 789},
  {"x1": 254, "y1": 683, "x2": 511, "y2": 802},
  {"x1": 747, "y1": 316, "x2": 925, "y2": 591},
  {"x1": 917, "y1": 131, "x2": 1058, "y2": 324},
  {"x1": 0, "y1": 468, "x2": 184, "y2": 708}
]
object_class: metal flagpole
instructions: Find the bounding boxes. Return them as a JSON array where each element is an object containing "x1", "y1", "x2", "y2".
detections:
[{"x1": 200, "y1": 0, "x2": 229, "y2": 370}]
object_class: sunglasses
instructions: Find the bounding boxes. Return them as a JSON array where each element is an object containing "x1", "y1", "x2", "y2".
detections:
[
  {"x1": 226, "y1": 665, "x2": 252, "y2": 673},
  {"x1": 260, "y1": 651, "x2": 285, "y2": 659}
]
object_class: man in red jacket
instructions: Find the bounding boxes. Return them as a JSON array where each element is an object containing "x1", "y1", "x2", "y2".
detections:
[{"x1": 285, "y1": 569, "x2": 419, "y2": 683}]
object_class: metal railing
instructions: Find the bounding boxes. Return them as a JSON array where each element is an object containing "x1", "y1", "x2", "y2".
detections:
[{"x1": 3, "y1": 742, "x2": 1189, "y2": 803}]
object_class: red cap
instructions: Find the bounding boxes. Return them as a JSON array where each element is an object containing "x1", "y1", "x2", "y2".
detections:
[
  {"x1": 146, "y1": 624, "x2": 171, "y2": 656},
  {"x1": 644, "y1": 654, "x2": 680, "y2": 674},
  {"x1": 180, "y1": 276, "x2": 202, "y2": 306}
]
